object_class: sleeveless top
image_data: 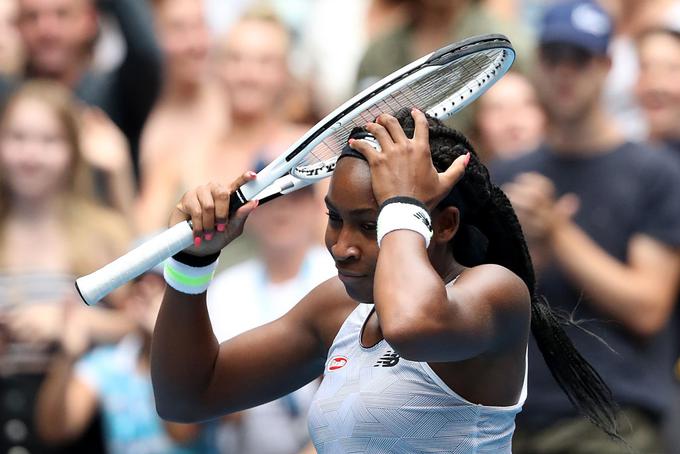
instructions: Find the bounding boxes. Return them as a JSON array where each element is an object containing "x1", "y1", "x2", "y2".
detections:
[{"x1": 307, "y1": 303, "x2": 527, "y2": 453}]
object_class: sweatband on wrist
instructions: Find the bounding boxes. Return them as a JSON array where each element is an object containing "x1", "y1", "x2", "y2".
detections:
[
  {"x1": 377, "y1": 198, "x2": 433, "y2": 248},
  {"x1": 164, "y1": 256, "x2": 219, "y2": 295}
]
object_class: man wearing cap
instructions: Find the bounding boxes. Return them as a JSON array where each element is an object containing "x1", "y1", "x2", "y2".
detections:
[{"x1": 491, "y1": 1, "x2": 680, "y2": 452}]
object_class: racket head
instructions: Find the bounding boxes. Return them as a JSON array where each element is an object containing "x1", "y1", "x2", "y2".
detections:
[{"x1": 287, "y1": 34, "x2": 514, "y2": 181}]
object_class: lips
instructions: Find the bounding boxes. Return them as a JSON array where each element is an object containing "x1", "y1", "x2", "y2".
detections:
[{"x1": 336, "y1": 267, "x2": 366, "y2": 279}]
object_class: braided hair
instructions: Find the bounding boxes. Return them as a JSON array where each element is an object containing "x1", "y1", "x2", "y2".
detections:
[{"x1": 392, "y1": 109, "x2": 621, "y2": 440}]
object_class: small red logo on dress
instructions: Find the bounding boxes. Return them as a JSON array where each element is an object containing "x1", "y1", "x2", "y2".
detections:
[{"x1": 328, "y1": 356, "x2": 348, "y2": 371}]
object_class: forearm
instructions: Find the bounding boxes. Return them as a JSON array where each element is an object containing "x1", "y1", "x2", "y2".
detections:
[
  {"x1": 374, "y1": 231, "x2": 451, "y2": 351},
  {"x1": 151, "y1": 288, "x2": 220, "y2": 422},
  {"x1": 35, "y1": 355, "x2": 80, "y2": 442},
  {"x1": 550, "y1": 222, "x2": 673, "y2": 336}
]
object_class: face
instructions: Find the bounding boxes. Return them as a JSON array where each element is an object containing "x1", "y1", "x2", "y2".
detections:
[
  {"x1": 476, "y1": 72, "x2": 546, "y2": 159},
  {"x1": 535, "y1": 43, "x2": 610, "y2": 124},
  {"x1": 154, "y1": 0, "x2": 210, "y2": 85},
  {"x1": 17, "y1": 0, "x2": 96, "y2": 76},
  {"x1": 324, "y1": 158, "x2": 379, "y2": 303},
  {"x1": 217, "y1": 19, "x2": 289, "y2": 119},
  {"x1": 0, "y1": 96, "x2": 73, "y2": 200},
  {"x1": 636, "y1": 32, "x2": 680, "y2": 141},
  {"x1": 247, "y1": 188, "x2": 318, "y2": 253}
]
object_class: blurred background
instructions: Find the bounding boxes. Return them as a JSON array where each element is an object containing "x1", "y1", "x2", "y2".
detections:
[{"x1": 0, "y1": 0, "x2": 679, "y2": 453}]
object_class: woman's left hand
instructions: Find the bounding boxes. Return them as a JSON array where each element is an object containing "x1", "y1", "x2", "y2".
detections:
[{"x1": 350, "y1": 109, "x2": 469, "y2": 211}]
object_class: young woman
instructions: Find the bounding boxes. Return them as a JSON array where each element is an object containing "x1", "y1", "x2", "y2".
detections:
[
  {"x1": 0, "y1": 80, "x2": 133, "y2": 452},
  {"x1": 151, "y1": 109, "x2": 619, "y2": 452}
]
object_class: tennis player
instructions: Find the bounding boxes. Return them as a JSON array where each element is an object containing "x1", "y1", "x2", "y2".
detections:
[{"x1": 151, "y1": 109, "x2": 619, "y2": 452}]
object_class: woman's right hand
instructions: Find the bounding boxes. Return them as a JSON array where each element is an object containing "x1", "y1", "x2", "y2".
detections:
[{"x1": 169, "y1": 171, "x2": 259, "y2": 257}]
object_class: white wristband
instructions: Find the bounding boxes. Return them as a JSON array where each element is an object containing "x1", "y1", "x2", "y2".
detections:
[
  {"x1": 164, "y1": 257, "x2": 219, "y2": 295},
  {"x1": 377, "y1": 200, "x2": 433, "y2": 248}
]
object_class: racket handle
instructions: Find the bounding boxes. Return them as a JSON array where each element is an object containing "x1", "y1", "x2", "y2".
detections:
[{"x1": 75, "y1": 221, "x2": 194, "y2": 306}]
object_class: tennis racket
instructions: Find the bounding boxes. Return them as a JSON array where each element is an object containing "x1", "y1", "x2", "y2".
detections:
[{"x1": 76, "y1": 33, "x2": 515, "y2": 305}]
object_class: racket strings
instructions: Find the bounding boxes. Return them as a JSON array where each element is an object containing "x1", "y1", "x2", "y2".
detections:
[{"x1": 295, "y1": 47, "x2": 509, "y2": 176}]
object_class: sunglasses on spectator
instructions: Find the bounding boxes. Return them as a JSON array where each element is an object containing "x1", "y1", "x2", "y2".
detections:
[{"x1": 539, "y1": 43, "x2": 595, "y2": 68}]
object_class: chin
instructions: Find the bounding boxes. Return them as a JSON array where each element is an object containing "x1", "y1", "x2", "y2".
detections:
[{"x1": 342, "y1": 282, "x2": 373, "y2": 304}]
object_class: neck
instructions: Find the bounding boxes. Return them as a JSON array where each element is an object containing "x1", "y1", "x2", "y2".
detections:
[
  {"x1": 228, "y1": 112, "x2": 278, "y2": 144},
  {"x1": 27, "y1": 58, "x2": 88, "y2": 89},
  {"x1": 547, "y1": 107, "x2": 624, "y2": 154},
  {"x1": 412, "y1": 3, "x2": 464, "y2": 55},
  {"x1": 9, "y1": 194, "x2": 64, "y2": 222},
  {"x1": 162, "y1": 76, "x2": 201, "y2": 103},
  {"x1": 262, "y1": 245, "x2": 309, "y2": 284},
  {"x1": 414, "y1": 2, "x2": 463, "y2": 30}
]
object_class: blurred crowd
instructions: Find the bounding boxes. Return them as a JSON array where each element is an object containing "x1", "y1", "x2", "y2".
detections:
[{"x1": 0, "y1": 0, "x2": 679, "y2": 453}]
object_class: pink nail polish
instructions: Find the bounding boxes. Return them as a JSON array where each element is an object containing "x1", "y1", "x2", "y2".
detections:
[
  {"x1": 205, "y1": 232, "x2": 213, "y2": 241},
  {"x1": 247, "y1": 171, "x2": 257, "y2": 178},
  {"x1": 194, "y1": 236, "x2": 202, "y2": 247},
  {"x1": 464, "y1": 152, "x2": 471, "y2": 167},
  {"x1": 216, "y1": 223, "x2": 225, "y2": 232}
]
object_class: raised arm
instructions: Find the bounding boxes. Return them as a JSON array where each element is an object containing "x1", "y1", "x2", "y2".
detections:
[
  {"x1": 351, "y1": 110, "x2": 530, "y2": 362},
  {"x1": 150, "y1": 176, "x2": 345, "y2": 422}
]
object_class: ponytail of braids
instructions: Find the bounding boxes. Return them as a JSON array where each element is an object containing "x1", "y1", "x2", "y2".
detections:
[{"x1": 394, "y1": 110, "x2": 622, "y2": 441}]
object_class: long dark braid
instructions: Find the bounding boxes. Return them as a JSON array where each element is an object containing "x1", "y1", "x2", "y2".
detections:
[{"x1": 394, "y1": 110, "x2": 621, "y2": 440}]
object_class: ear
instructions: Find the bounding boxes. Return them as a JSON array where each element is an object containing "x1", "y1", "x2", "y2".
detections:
[{"x1": 431, "y1": 205, "x2": 460, "y2": 245}]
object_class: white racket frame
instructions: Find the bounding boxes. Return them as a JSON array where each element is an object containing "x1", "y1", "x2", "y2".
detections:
[{"x1": 76, "y1": 35, "x2": 514, "y2": 306}]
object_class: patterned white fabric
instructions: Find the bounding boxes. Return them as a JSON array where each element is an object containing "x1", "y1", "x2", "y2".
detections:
[{"x1": 308, "y1": 303, "x2": 527, "y2": 453}]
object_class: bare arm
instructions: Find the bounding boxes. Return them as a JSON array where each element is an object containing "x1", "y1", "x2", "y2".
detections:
[
  {"x1": 150, "y1": 178, "x2": 346, "y2": 422},
  {"x1": 35, "y1": 355, "x2": 99, "y2": 444},
  {"x1": 550, "y1": 224, "x2": 680, "y2": 337},
  {"x1": 353, "y1": 111, "x2": 530, "y2": 362},
  {"x1": 376, "y1": 231, "x2": 530, "y2": 361},
  {"x1": 152, "y1": 287, "x2": 329, "y2": 422}
]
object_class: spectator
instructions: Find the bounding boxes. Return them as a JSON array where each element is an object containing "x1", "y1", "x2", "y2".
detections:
[
  {"x1": 36, "y1": 264, "x2": 218, "y2": 454},
  {"x1": 207, "y1": 184, "x2": 335, "y2": 454},
  {"x1": 9, "y1": 0, "x2": 162, "y2": 173},
  {"x1": 472, "y1": 71, "x2": 546, "y2": 163},
  {"x1": 301, "y1": 0, "x2": 409, "y2": 116},
  {"x1": 635, "y1": 24, "x2": 680, "y2": 155},
  {"x1": 599, "y1": 0, "x2": 679, "y2": 142},
  {"x1": 0, "y1": 80, "x2": 134, "y2": 453},
  {"x1": 0, "y1": 0, "x2": 23, "y2": 78},
  {"x1": 491, "y1": 2, "x2": 680, "y2": 452},
  {"x1": 356, "y1": 0, "x2": 534, "y2": 92},
  {"x1": 355, "y1": 0, "x2": 533, "y2": 137},
  {"x1": 137, "y1": 10, "x2": 316, "y2": 253},
  {"x1": 139, "y1": 0, "x2": 227, "y2": 188}
]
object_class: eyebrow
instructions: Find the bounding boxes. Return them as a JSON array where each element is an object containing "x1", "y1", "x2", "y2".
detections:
[{"x1": 324, "y1": 197, "x2": 377, "y2": 216}]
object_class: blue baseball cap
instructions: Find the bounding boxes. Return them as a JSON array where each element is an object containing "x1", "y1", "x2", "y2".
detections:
[{"x1": 540, "y1": 0, "x2": 613, "y2": 55}]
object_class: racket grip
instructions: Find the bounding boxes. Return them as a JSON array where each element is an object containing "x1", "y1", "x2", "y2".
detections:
[{"x1": 75, "y1": 221, "x2": 194, "y2": 306}]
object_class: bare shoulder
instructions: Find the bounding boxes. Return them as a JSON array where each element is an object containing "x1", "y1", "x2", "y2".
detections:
[
  {"x1": 451, "y1": 264, "x2": 531, "y2": 345},
  {"x1": 456, "y1": 264, "x2": 530, "y2": 310},
  {"x1": 290, "y1": 276, "x2": 357, "y2": 352}
]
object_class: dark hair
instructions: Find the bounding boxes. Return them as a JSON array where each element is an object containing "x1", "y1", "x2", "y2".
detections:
[{"x1": 392, "y1": 109, "x2": 622, "y2": 441}]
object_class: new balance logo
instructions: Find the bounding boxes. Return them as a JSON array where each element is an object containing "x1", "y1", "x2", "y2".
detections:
[
  {"x1": 374, "y1": 350, "x2": 400, "y2": 367},
  {"x1": 414, "y1": 212, "x2": 432, "y2": 232}
]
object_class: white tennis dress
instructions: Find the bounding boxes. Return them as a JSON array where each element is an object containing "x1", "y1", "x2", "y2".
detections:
[{"x1": 307, "y1": 303, "x2": 527, "y2": 453}]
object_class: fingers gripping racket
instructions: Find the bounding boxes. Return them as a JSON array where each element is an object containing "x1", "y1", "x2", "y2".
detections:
[{"x1": 76, "y1": 33, "x2": 515, "y2": 305}]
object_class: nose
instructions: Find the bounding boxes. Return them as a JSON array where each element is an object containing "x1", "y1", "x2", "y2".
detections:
[{"x1": 330, "y1": 226, "x2": 361, "y2": 262}]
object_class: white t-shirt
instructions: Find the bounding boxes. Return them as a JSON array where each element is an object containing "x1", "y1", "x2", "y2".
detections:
[{"x1": 207, "y1": 246, "x2": 336, "y2": 454}]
